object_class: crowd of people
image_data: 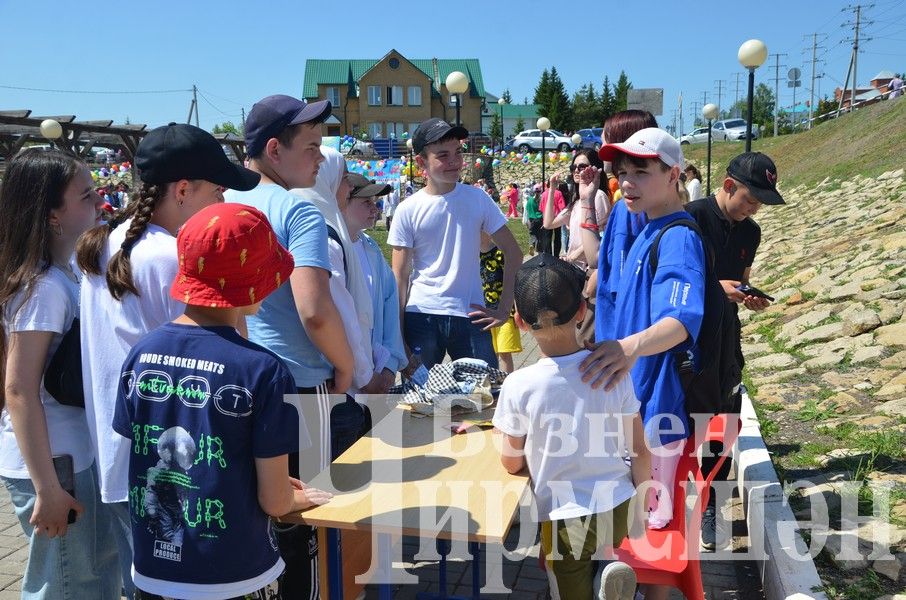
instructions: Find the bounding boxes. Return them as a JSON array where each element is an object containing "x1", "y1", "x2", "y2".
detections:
[{"x1": 0, "y1": 94, "x2": 786, "y2": 600}]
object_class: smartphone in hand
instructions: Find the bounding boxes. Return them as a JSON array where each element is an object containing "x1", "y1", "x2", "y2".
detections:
[
  {"x1": 52, "y1": 455, "x2": 77, "y2": 524},
  {"x1": 736, "y1": 284, "x2": 774, "y2": 302}
]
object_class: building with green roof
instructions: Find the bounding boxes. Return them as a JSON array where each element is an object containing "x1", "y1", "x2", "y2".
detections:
[{"x1": 303, "y1": 49, "x2": 488, "y2": 139}]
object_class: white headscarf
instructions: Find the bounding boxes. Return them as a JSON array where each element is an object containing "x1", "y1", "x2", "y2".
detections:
[{"x1": 291, "y1": 147, "x2": 373, "y2": 331}]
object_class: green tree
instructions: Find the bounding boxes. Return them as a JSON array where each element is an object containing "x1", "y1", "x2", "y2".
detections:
[
  {"x1": 613, "y1": 71, "x2": 632, "y2": 112},
  {"x1": 533, "y1": 68, "x2": 552, "y2": 117},
  {"x1": 600, "y1": 76, "x2": 615, "y2": 121},
  {"x1": 502, "y1": 88, "x2": 512, "y2": 104},
  {"x1": 513, "y1": 116, "x2": 526, "y2": 134},
  {"x1": 572, "y1": 82, "x2": 600, "y2": 129},
  {"x1": 212, "y1": 121, "x2": 242, "y2": 135},
  {"x1": 752, "y1": 83, "x2": 775, "y2": 134},
  {"x1": 546, "y1": 67, "x2": 572, "y2": 131},
  {"x1": 489, "y1": 113, "x2": 502, "y2": 145}
]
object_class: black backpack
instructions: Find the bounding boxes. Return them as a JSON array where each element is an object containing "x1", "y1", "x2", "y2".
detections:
[{"x1": 648, "y1": 219, "x2": 741, "y2": 417}]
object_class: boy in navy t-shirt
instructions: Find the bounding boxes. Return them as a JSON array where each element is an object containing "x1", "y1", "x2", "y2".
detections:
[{"x1": 114, "y1": 203, "x2": 332, "y2": 600}]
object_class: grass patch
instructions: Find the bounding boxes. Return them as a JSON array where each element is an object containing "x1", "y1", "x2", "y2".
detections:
[
  {"x1": 795, "y1": 399, "x2": 838, "y2": 423},
  {"x1": 789, "y1": 441, "x2": 835, "y2": 467},
  {"x1": 369, "y1": 218, "x2": 532, "y2": 264},
  {"x1": 817, "y1": 421, "x2": 858, "y2": 441},
  {"x1": 819, "y1": 569, "x2": 884, "y2": 600}
]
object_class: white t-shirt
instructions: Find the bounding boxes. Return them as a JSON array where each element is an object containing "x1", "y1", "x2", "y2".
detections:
[
  {"x1": 686, "y1": 178, "x2": 703, "y2": 202},
  {"x1": 0, "y1": 265, "x2": 94, "y2": 478},
  {"x1": 386, "y1": 183, "x2": 507, "y2": 317},
  {"x1": 564, "y1": 189, "x2": 610, "y2": 269},
  {"x1": 81, "y1": 221, "x2": 184, "y2": 503},
  {"x1": 492, "y1": 349, "x2": 640, "y2": 521}
]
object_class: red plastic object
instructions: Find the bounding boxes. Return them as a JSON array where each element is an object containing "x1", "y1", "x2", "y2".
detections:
[{"x1": 614, "y1": 413, "x2": 742, "y2": 600}]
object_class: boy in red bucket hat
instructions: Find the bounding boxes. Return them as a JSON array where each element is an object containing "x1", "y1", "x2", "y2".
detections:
[{"x1": 112, "y1": 202, "x2": 332, "y2": 600}]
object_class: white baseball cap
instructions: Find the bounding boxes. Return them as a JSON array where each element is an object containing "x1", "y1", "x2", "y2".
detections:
[{"x1": 598, "y1": 127, "x2": 683, "y2": 168}]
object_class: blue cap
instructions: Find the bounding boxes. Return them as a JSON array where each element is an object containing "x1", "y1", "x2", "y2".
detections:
[{"x1": 244, "y1": 94, "x2": 332, "y2": 158}]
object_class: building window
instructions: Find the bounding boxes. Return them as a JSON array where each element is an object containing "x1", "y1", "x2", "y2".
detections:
[
  {"x1": 325, "y1": 86, "x2": 340, "y2": 107},
  {"x1": 387, "y1": 85, "x2": 404, "y2": 106},
  {"x1": 407, "y1": 86, "x2": 422, "y2": 106},
  {"x1": 409, "y1": 123, "x2": 420, "y2": 137},
  {"x1": 389, "y1": 57, "x2": 400, "y2": 69},
  {"x1": 368, "y1": 122, "x2": 383, "y2": 139},
  {"x1": 368, "y1": 86, "x2": 381, "y2": 106},
  {"x1": 386, "y1": 122, "x2": 406, "y2": 138}
]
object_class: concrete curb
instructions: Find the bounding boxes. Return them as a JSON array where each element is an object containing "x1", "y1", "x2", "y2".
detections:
[{"x1": 736, "y1": 392, "x2": 830, "y2": 600}]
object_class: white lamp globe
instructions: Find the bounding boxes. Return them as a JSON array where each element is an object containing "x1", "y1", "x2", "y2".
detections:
[
  {"x1": 40, "y1": 119, "x2": 63, "y2": 140},
  {"x1": 738, "y1": 39, "x2": 768, "y2": 68}
]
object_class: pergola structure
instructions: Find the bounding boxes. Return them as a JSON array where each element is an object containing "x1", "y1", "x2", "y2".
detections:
[{"x1": 0, "y1": 110, "x2": 248, "y2": 164}]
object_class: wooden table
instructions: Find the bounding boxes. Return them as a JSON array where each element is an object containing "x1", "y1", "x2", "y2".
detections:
[{"x1": 280, "y1": 404, "x2": 530, "y2": 600}]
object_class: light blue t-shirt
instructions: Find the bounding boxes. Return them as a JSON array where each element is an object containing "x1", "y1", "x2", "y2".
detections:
[
  {"x1": 225, "y1": 184, "x2": 332, "y2": 387},
  {"x1": 612, "y1": 210, "x2": 705, "y2": 446},
  {"x1": 595, "y1": 201, "x2": 648, "y2": 342}
]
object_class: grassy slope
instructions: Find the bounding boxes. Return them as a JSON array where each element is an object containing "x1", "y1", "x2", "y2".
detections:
[
  {"x1": 367, "y1": 219, "x2": 530, "y2": 263},
  {"x1": 684, "y1": 98, "x2": 906, "y2": 190}
]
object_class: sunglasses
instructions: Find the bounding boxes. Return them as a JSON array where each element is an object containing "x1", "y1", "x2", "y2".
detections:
[{"x1": 570, "y1": 163, "x2": 591, "y2": 173}]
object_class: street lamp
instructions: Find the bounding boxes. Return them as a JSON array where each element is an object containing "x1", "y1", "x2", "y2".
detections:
[
  {"x1": 446, "y1": 71, "x2": 469, "y2": 127},
  {"x1": 497, "y1": 97, "x2": 507, "y2": 150},
  {"x1": 406, "y1": 138, "x2": 413, "y2": 178},
  {"x1": 571, "y1": 133, "x2": 582, "y2": 148},
  {"x1": 40, "y1": 119, "x2": 63, "y2": 150},
  {"x1": 702, "y1": 103, "x2": 720, "y2": 195},
  {"x1": 537, "y1": 117, "x2": 550, "y2": 186},
  {"x1": 738, "y1": 39, "x2": 767, "y2": 152}
]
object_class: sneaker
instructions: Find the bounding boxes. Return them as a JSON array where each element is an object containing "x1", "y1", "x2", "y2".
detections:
[
  {"x1": 700, "y1": 502, "x2": 717, "y2": 551},
  {"x1": 598, "y1": 561, "x2": 637, "y2": 600}
]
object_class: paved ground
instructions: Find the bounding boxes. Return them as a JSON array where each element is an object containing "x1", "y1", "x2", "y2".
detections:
[{"x1": 0, "y1": 329, "x2": 766, "y2": 599}]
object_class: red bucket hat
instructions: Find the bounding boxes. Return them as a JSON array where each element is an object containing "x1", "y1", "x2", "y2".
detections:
[{"x1": 170, "y1": 203, "x2": 294, "y2": 308}]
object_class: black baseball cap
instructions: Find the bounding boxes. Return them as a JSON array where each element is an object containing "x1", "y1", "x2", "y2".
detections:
[
  {"x1": 244, "y1": 94, "x2": 332, "y2": 158},
  {"x1": 411, "y1": 118, "x2": 468, "y2": 154},
  {"x1": 348, "y1": 173, "x2": 392, "y2": 198},
  {"x1": 515, "y1": 253, "x2": 585, "y2": 330},
  {"x1": 726, "y1": 152, "x2": 785, "y2": 205},
  {"x1": 135, "y1": 123, "x2": 260, "y2": 190}
]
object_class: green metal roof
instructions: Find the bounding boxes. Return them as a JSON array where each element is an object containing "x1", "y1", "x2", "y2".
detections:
[
  {"x1": 303, "y1": 55, "x2": 485, "y2": 100},
  {"x1": 502, "y1": 104, "x2": 541, "y2": 119}
]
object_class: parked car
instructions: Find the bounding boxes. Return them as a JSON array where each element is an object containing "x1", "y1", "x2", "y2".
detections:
[
  {"x1": 678, "y1": 127, "x2": 711, "y2": 145},
  {"x1": 343, "y1": 138, "x2": 375, "y2": 156},
  {"x1": 711, "y1": 119, "x2": 759, "y2": 141},
  {"x1": 466, "y1": 131, "x2": 493, "y2": 149},
  {"x1": 577, "y1": 127, "x2": 604, "y2": 151},
  {"x1": 511, "y1": 129, "x2": 577, "y2": 153}
]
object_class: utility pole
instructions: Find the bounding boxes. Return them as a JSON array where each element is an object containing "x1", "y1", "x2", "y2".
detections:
[
  {"x1": 691, "y1": 101, "x2": 701, "y2": 127},
  {"x1": 805, "y1": 33, "x2": 825, "y2": 129},
  {"x1": 770, "y1": 53, "x2": 787, "y2": 137},
  {"x1": 193, "y1": 85, "x2": 199, "y2": 127},
  {"x1": 734, "y1": 73, "x2": 742, "y2": 117},
  {"x1": 678, "y1": 92, "x2": 684, "y2": 138},
  {"x1": 840, "y1": 4, "x2": 874, "y2": 112},
  {"x1": 715, "y1": 80, "x2": 725, "y2": 116}
]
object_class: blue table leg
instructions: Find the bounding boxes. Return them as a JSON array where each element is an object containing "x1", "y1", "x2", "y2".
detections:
[
  {"x1": 326, "y1": 528, "x2": 343, "y2": 600},
  {"x1": 469, "y1": 542, "x2": 482, "y2": 599},
  {"x1": 377, "y1": 532, "x2": 394, "y2": 600}
]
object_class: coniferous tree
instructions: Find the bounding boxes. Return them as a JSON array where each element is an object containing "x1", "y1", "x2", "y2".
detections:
[{"x1": 614, "y1": 70, "x2": 632, "y2": 112}]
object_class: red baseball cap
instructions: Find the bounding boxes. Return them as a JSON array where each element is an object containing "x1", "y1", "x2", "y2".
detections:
[{"x1": 170, "y1": 203, "x2": 294, "y2": 308}]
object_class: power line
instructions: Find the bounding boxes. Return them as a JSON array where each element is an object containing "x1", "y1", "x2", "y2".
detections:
[{"x1": 0, "y1": 83, "x2": 191, "y2": 95}]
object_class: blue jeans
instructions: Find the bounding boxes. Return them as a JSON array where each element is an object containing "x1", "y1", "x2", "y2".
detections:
[
  {"x1": 403, "y1": 312, "x2": 498, "y2": 370},
  {"x1": 105, "y1": 501, "x2": 136, "y2": 599},
  {"x1": 2, "y1": 463, "x2": 120, "y2": 600}
]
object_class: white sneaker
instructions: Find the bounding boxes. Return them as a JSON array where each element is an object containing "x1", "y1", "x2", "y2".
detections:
[{"x1": 599, "y1": 561, "x2": 637, "y2": 600}]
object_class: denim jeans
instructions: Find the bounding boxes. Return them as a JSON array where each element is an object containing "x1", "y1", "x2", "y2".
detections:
[
  {"x1": 105, "y1": 501, "x2": 136, "y2": 599},
  {"x1": 2, "y1": 463, "x2": 120, "y2": 600},
  {"x1": 403, "y1": 312, "x2": 498, "y2": 370}
]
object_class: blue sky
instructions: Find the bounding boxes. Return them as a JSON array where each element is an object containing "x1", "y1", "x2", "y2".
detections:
[{"x1": 1, "y1": 0, "x2": 903, "y2": 134}]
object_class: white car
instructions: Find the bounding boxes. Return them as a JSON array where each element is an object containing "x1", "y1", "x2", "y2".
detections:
[
  {"x1": 678, "y1": 127, "x2": 711, "y2": 145},
  {"x1": 712, "y1": 119, "x2": 759, "y2": 141},
  {"x1": 342, "y1": 138, "x2": 375, "y2": 156},
  {"x1": 511, "y1": 129, "x2": 577, "y2": 153}
]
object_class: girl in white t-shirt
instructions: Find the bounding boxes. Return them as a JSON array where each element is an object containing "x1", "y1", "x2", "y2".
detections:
[
  {"x1": 74, "y1": 124, "x2": 260, "y2": 597},
  {"x1": 0, "y1": 148, "x2": 119, "y2": 598}
]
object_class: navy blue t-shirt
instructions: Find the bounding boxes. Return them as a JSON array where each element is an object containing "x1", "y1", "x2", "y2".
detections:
[
  {"x1": 113, "y1": 323, "x2": 305, "y2": 598},
  {"x1": 610, "y1": 211, "x2": 706, "y2": 446}
]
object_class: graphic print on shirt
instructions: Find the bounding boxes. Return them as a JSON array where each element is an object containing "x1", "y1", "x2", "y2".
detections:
[{"x1": 145, "y1": 426, "x2": 196, "y2": 561}]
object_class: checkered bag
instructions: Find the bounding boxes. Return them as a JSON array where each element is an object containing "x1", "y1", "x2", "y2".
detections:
[{"x1": 391, "y1": 358, "x2": 506, "y2": 413}]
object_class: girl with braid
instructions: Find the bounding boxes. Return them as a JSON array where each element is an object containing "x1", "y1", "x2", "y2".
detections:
[{"x1": 76, "y1": 124, "x2": 260, "y2": 596}]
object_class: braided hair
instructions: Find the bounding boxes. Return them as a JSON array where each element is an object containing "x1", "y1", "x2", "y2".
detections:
[{"x1": 76, "y1": 181, "x2": 168, "y2": 300}]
